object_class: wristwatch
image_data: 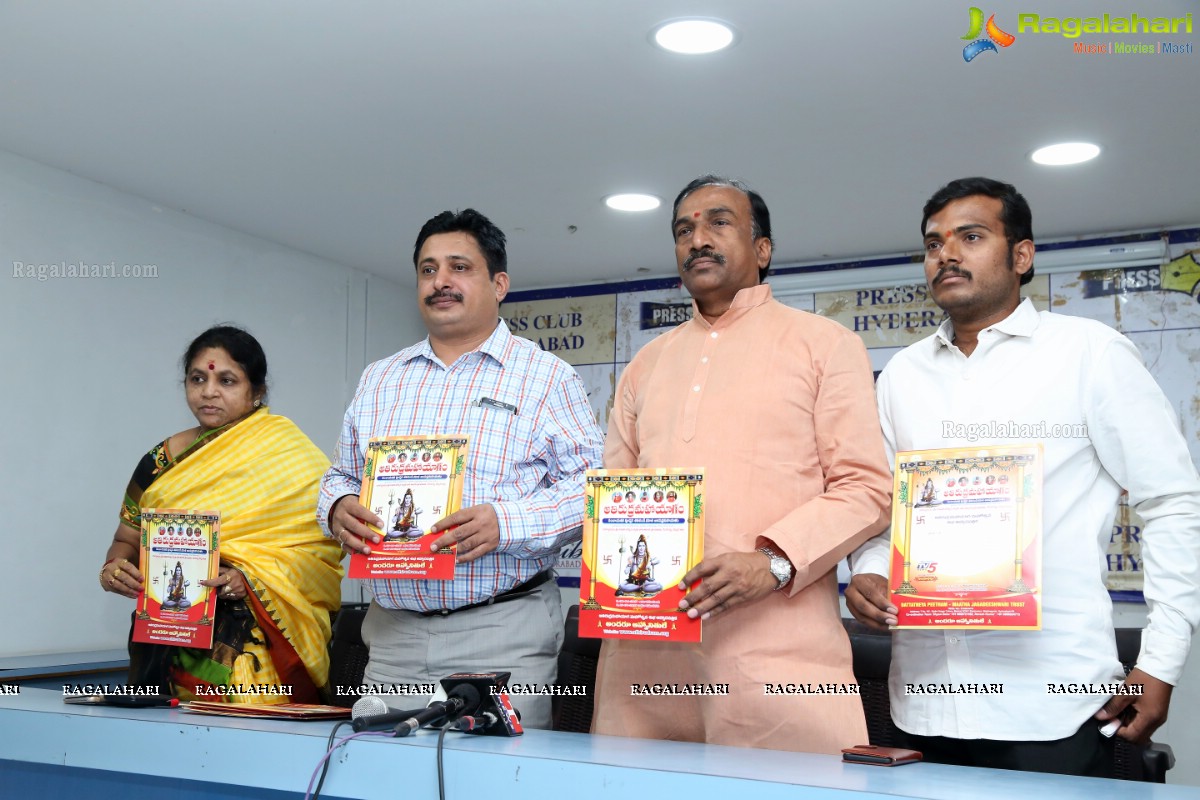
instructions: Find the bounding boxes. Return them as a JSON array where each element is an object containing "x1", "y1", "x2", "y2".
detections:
[{"x1": 757, "y1": 545, "x2": 794, "y2": 590}]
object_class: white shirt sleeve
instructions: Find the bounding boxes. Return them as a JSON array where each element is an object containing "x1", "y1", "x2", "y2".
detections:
[
  {"x1": 850, "y1": 365, "x2": 897, "y2": 578},
  {"x1": 1085, "y1": 334, "x2": 1200, "y2": 685}
]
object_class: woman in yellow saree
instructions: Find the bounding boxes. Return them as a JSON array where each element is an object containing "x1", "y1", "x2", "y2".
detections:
[{"x1": 99, "y1": 325, "x2": 343, "y2": 703}]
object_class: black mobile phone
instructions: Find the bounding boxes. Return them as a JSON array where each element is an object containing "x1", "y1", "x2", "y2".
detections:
[
  {"x1": 842, "y1": 751, "x2": 895, "y2": 764},
  {"x1": 841, "y1": 745, "x2": 923, "y2": 766}
]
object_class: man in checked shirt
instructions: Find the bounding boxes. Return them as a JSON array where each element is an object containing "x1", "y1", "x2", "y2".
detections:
[{"x1": 319, "y1": 208, "x2": 603, "y2": 728}]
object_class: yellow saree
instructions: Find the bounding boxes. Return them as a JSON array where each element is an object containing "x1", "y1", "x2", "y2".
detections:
[{"x1": 136, "y1": 408, "x2": 343, "y2": 702}]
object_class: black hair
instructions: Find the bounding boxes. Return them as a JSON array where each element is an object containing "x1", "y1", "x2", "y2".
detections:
[
  {"x1": 412, "y1": 208, "x2": 507, "y2": 277},
  {"x1": 672, "y1": 175, "x2": 773, "y2": 281},
  {"x1": 181, "y1": 324, "x2": 268, "y2": 400},
  {"x1": 921, "y1": 177, "x2": 1035, "y2": 285}
]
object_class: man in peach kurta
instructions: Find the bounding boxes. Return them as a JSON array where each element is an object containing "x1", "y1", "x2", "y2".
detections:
[{"x1": 591, "y1": 176, "x2": 892, "y2": 754}]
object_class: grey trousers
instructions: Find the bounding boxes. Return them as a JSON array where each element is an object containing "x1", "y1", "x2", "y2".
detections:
[{"x1": 361, "y1": 580, "x2": 564, "y2": 729}]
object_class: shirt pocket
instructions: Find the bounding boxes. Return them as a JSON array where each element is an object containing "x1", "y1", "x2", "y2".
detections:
[{"x1": 465, "y1": 400, "x2": 540, "y2": 472}]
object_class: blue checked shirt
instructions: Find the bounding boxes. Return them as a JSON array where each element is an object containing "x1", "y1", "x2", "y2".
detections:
[{"x1": 318, "y1": 320, "x2": 603, "y2": 611}]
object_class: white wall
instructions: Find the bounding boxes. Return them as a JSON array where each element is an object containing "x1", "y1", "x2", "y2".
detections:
[{"x1": 0, "y1": 149, "x2": 424, "y2": 657}]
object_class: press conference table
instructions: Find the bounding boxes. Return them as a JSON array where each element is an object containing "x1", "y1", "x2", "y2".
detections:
[{"x1": 0, "y1": 688, "x2": 1192, "y2": 800}]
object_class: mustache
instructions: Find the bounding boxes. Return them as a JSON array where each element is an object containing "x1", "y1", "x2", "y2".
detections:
[
  {"x1": 424, "y1": 289, "x2": 464, "y2": 305},
  {"x1": 934, "y1": 266, "x2": 972, "y2": 285},
  {"x1": 683, "y1": 249, "x2": 726, "y2": 271}
]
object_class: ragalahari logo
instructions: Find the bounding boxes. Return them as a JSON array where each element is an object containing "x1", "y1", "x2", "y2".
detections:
[{"x1": 962, "y1": 7, "x2": 1016, "y2": 61}]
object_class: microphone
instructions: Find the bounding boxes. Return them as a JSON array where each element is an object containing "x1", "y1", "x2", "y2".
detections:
[
  {"x1": 394, "y1": 684, "x2": 481, "y2": 737},
  {"x1": 439, "y1": 671, "x2": 524, "y2": 737},
  {"x1": 350, "y1": 696, "x2": 427, "y2": 733},
  {"x1": 456, "y1": 711, "x2": 499, "y2": 732}
]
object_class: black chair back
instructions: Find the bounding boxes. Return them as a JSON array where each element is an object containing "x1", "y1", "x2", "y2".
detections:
[
  {"x1": 327, "y1": 603, "x2": 370, "y2": 708},
  {"x1": 553, "y1": 605, "x2": 600, "y2": 732}
]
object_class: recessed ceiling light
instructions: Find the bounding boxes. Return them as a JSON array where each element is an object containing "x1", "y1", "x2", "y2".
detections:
[
  {"x1": 653, "y1": 19, "x2": 735, "y2": 54},
  {"x1": 605, "y1": 193, "x2": 661, "y2": 212},
  {"x1": 1030, "y1": 142, "x2": 1101, "y2": 166}
]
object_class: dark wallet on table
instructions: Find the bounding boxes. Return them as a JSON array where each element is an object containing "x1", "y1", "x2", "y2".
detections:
[{"x1": 841, "y1": 745, "x2": 923, "y2": 766}]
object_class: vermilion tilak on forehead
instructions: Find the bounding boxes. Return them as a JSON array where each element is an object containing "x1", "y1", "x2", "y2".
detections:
[
  {"x1": 208, "y1": 362, "x2": 215, "y2": 370},
  {"x1": 693, "y1": 212, "x2": 701, "y2": 218}
]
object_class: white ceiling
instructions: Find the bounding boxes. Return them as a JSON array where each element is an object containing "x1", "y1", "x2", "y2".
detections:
[{"x1": 2, "y1": 1, "x2": 1197, "y2": 291}]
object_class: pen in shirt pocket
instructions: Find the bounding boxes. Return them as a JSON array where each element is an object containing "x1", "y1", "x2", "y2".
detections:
[{"x1": 476, "y1": 396, "x2": 518, "y2": 415}]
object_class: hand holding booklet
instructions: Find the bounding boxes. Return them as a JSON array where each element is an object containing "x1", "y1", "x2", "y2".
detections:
[
  {"x1": 887, "y1": 444, "x2": 1043, "y2": 629},
  {"x1": 349, "y1": 436, "x2": 469, "y2": 580},
  {"x1": 578, "y1": 469, "x2": 704, "y2": 642},
  {"x1": 132, "y1": 509, "x2": 220, "y2": 649}
]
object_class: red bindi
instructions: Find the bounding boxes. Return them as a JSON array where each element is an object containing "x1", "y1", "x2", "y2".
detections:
[
  {"x1": 693, "y1": 212, "x2": 701, "y2": 218},
  {"x1": 207, "y1": 362, "x2": 215, "y2": 370}
]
